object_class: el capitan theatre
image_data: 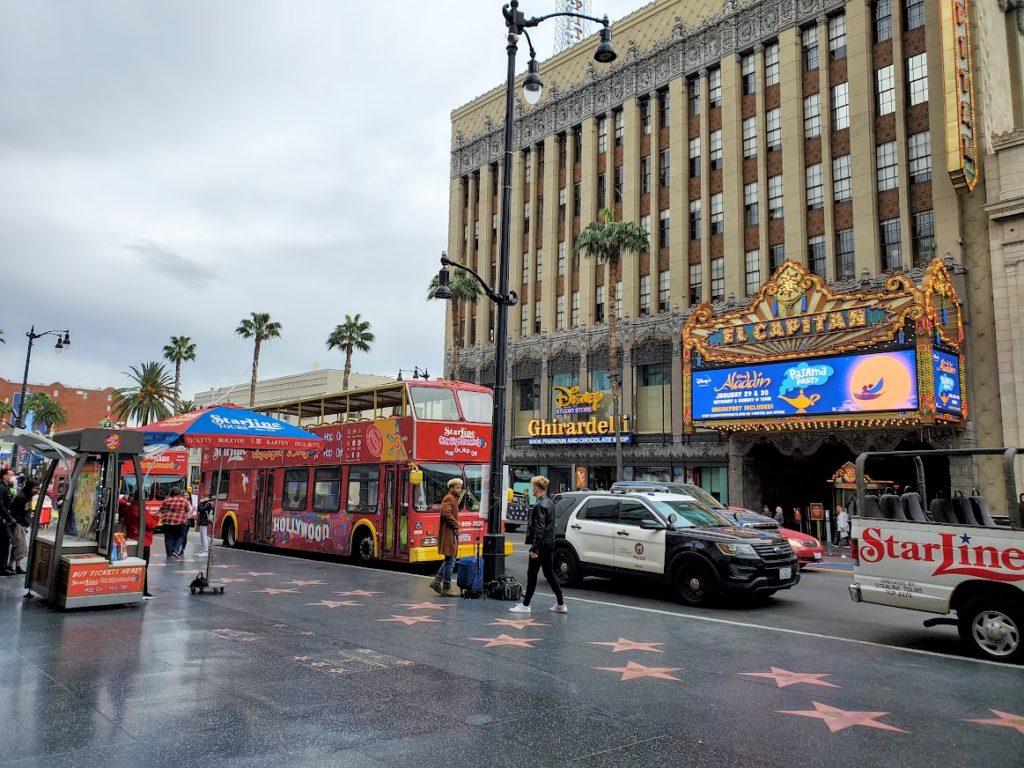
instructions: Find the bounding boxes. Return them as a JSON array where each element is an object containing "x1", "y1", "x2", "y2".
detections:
[{"x1": 681, "y1": 257, "x2": 967, "y2": 524}]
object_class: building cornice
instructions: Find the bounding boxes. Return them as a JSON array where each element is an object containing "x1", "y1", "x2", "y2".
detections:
[{"x1": 451, "y1": 0, "x2": 846, "y2": 178}]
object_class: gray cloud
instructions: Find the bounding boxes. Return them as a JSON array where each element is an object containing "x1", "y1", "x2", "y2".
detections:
[{"x1": 125, "y1": 239, "x2": 220, "y2": 288}]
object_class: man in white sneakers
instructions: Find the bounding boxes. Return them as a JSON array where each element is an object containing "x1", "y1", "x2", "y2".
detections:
[{"x1": 510, "y1": 475, "x2": 567, "y2": 614}]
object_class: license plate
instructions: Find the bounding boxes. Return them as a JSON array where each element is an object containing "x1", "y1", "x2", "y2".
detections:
[
  {"x1": 779, "y1": 567, "x2": 792, "y2": 580},
  {"x1": 814, "y1": 552, "x2": 822, "y2": 560}
]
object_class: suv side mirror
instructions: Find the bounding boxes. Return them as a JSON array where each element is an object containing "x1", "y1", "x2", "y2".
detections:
[{"x1": 639, "y1": 518, "x2": 665, "y2": 530}]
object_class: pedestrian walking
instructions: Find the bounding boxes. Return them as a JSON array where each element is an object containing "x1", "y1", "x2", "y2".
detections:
[
  {"x1": 177, "y1": 485, "x2": 197, "y2": 557},
  {"x1": 429, "y1": 478, "x2": 462, "y2": 597},
  {"x1": 510, "y1": 475, "x2": 566, "y2": 615},
  {"x1": 0, "y1": 468, "x2": 17, "y2": 576},
  {"x1": 8, "y1": 480, "x2": 38, "y2": 575},
  {"x1": 196, "y1": 493, "x2": 214, "y2": 555},
  {"x1": 836, "y1": 506, "x2": 851, "y2": 546},
  {"x1": 158, "y1": 487, "x2": 191, "y2": 559},
  {"x1": 121, "y1": 491, "x2": 159, "y2": 599},
  {"x1": 773, "y1": 505, "x2": 784, "y2": 524}
]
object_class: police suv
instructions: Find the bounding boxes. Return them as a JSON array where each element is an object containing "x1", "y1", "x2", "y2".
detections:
[{"x1": 551, "y1": 491, "x2": 799, "y2": 606}]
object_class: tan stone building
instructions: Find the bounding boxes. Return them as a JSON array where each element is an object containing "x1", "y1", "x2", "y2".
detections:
[{"x1": 445, "y1": 0, "x2": 1023, "y2": 512}]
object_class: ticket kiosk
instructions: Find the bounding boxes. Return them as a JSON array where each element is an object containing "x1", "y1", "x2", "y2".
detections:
[{"x1": 8, "y1": 428, "x2": 149, "y2": 609}]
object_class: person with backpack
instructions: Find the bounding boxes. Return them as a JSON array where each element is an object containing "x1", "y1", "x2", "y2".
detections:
[
  {"x1": 510, "y1": 475, "x2": 566, "y2": 614},
  {"x1": 429, "y1": 477, "x2": 462, "y2": 597}
]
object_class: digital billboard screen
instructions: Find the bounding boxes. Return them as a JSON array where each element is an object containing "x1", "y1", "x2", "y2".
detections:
[
  {"x1": 932, "y1": 349, "x2": 962, "y2": 415},
  {"x1": 691, "y1": 350, "x2": 919, "y2": 421}
]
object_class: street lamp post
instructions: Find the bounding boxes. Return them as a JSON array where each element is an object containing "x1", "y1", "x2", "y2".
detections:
[
  {"x1": 434, "y1": 1, "x2": 616, "y2": 588},
  {"x1": 11, "y1": 327, "x2": 71, "y2": 470}
]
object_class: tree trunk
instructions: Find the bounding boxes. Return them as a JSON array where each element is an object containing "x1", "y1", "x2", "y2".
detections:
[
  {"x1": 249, "y1": 340, "x2": 261, "y2": 407},
  {"x1": 173, "y1": 360, "x2": 182, "y2": 414},
  {"x1": 608, "y1": 257, "x2": 623, "y2": 482},
  {"x1": 343, "y1": 346, "x2": 352, "y2": 391},
  {"x1": 450, "y1": 296, "x2": 463, "y2": 380}
]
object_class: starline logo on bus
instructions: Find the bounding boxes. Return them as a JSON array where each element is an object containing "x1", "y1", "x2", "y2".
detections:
[
  {"x1": 209, "y1": 415, "x2": 285, "y2": 432},
  {"x1": 273, "y1": 517, "x2": 332, "y2": 542},
  {"x1": 859, "y1": 527, "x2": 1024, "y2": 582},
  {"x1": 437, "y1": 426, "x2": 487, "y2": 448}
]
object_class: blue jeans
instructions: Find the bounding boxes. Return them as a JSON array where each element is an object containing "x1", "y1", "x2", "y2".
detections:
[{"x1": 436, "y1": 555, "x2": 455, "y2": 586}]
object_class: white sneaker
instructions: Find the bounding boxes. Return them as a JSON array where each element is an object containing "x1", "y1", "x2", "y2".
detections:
[
  {"x1": 508, "y1": 603, "x2": 531, "y2": 614},
  {"x1": 550, "y1": 603, "x2": 568, "y2": 614}
]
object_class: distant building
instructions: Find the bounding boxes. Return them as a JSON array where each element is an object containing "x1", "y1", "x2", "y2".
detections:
[
  {"x1": 0, "y1": 377, "x2": 118, "y2": 432},
  {"x1": 193, "y1": 369, "x2": 396, "y2": 410}
]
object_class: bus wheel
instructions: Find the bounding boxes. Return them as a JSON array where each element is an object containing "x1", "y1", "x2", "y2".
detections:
[
  {"x1": 958, "y1": 596, "x2": 1023, "y2": 663},
  {"x1": 352, "y1": 530, "x2": 374, "y2": 566},
  {"x1": 221, "y1": 519, "x2": 237, "y2": 548}
]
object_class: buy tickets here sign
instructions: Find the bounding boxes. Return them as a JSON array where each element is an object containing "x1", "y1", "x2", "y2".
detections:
[{"x1": 66, "y1": 562, "x2": 144, "y2": 598}]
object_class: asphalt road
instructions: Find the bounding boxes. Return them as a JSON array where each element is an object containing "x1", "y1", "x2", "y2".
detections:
[{"x1": 501, "y1": 532, "x2": 966, "y2": 658}]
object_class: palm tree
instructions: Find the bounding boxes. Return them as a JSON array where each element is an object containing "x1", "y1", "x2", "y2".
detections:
[
  {"x1": 326, "y1": 314, "x2": 376, "y2": 391},
  {"x1": 0, "y1": 400, "x2": 12, "y2": 427},
  {"x1": 236, "y1": 312, "x2": 283, "y2": 407},
  {"x1": 113, "y1": 362, "x2": 175, "y2": 426},
  {"x1": 162, "y1": 335, "x2": 197, "y2": 413},
  {"x1": 177, "y1": 399, "x2": 197, "y2": 414},
  {"x1": 428, "y1": 269, "x2": 481, "y2": 379},
  {"x1": 575, "y1": 208, "x2": 650, "y2": 482},
  {"x1": 25, "y1": 392, "x2": 68, "y2": 434}
]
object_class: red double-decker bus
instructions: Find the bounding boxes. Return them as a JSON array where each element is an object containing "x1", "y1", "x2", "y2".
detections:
[{"x1": 200, "y1": 380, "x2": 508, "y2": 565}]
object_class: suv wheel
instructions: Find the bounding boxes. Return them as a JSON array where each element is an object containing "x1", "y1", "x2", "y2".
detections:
[
  {"x1": 958, "y1": 596, "x2": 1023, "y2": 663},
  {"x1": 552, "y1": 545, "x2": 582, "y2": 587},
  {"x1": 674, "y1": 560, "x2": 718, "y2": 607}
]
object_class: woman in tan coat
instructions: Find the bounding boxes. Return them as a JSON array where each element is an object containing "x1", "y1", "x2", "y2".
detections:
[{"x1": 430, "y1": 477, "x2": 462, "y2": 596}]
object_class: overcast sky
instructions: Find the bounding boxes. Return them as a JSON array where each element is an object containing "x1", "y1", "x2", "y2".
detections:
[{"x1": 0, "y1": 0, "x2": 639, "y2": 401}]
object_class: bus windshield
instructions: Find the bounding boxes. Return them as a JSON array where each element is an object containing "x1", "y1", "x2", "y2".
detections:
[
  {"x1": 457, "y1": 390, "x2": 493, "y2": 423},
  {"x1": 122, "y1": 474, "x2": 186, "y2": 501},
  {"x1": 409, "y1": 386, "x2": 459, "y2": 421},
  {"x1": 650, "y1": 499, "x2": 731, "y2": 528},
  {"x1": 414, "y1": 462, "x2": 483, "y2": 512}
]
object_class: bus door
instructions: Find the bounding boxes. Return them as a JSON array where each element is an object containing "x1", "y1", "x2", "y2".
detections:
[
  {"x1": 255, "y1": 469, "x2": 276, "y2": 543},
  {"x1": 383, "y1": 466, "x2": 398, "y2": 556}
]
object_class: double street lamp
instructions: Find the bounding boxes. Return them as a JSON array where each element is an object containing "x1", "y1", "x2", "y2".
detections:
[
  {"x1": 435, "y1": 1, "x2": 616, "y2": 587},
  {"x1": 10, "y1": 327, "x2": 72, "y2": 470}
]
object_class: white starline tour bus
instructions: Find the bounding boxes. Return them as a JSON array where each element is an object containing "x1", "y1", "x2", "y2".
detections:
[{"x1": 849, "y1": 447, "x2": 1024, "y2": 663}]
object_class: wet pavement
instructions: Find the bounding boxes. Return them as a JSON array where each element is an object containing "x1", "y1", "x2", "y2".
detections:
[{"x1": 1, "y1": 542, "x2": 1022, "y2": 768}]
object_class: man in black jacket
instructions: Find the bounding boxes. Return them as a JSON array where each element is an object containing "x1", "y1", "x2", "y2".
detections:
[
  {"x1": 509, "y1": 475, "x2": 566, "y2": 614},
  {"x1": 0, "y1": 468, "x2": 17, "y2": 576},
  {"x1": 8, "y1": 480, "x2": 37, "y2": 575}
]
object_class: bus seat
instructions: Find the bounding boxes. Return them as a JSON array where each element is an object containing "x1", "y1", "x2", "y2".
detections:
[
  {"x1": 952, "y1": 494, "x2": 979, "y2": 526},
  {"x1": 900, "y1": 492, "x2": 928, "y2": 523},
  {"x1": 879, "y1": 493, "x2": 906, "y2": 521},
  {"x1": 968, "y1": 493, "x2": 997, "y2": 528},
  {"x1": 861, "y1": 494, "x2": 883, "y2": 518},
  {"x1": 929, "y1": 498, "x2": 955, "y2": 524}
]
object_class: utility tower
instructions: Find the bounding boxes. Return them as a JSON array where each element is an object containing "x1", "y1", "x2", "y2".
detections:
[{"x1": 554, "y1": 0, "x2": 593, "y2": 53}]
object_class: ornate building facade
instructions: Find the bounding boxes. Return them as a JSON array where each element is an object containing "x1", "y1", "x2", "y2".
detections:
[{"x1": 445, "y1": 0, "x2": 1022, "y2": 512}]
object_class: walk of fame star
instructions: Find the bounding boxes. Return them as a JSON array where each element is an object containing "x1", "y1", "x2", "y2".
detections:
[
  {"x1": 468, "y1": 634, "x2": 540, "y2": 648},
  {"x1": 777, "y1": 701, "x2": 907, "y2": 733},
  {"x1": 335, "y1": 590, "x2": 380, "y2": 596},
  {"x1": 242, "y1": 571, "x2": 277, "y2": 577},
  {"x1": 253, "y1": 587, "x2": 298, "y2": 595},
  {"x1": 377, "y1": 615, "x2": 441, "y2": 626},
  {"x1": 398, "y1": 602, "x2": 451, "y2": 610},
  {"x1": 488, "y1": 618, "x2": 548, "y2": 630},
  {"x1": 965, "y1": 709, "x2": 1024, "y2": 735},
  {"x1": 306, "y1": 599, "x2": 361, "y2": 608},
  {"x1": 216, "y1": 577, "x2": 250, "y2": 584},
  {"x1": 595, "y1": 660, "x2": 682, "y2": 681},
  {"x1": 285, "y1": 579, "x2": 324, "y2": 586},
  {"x1": 741, "y1": 667, "x2": 838, "y2": 688},
  {"x1": 590, "y1": 638, "x2": 665, "y2": 653}
]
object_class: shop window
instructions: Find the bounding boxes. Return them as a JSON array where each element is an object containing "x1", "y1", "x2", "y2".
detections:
[
  {"x1": 550, "y1": 372, "x2": 579, "y2": 415},
  {"x1": 346, "y1": 465, "x2": 379, "y2": 512},
  {"x1": 635, "y1": 362, "x2": 671, "y2": 435},
  {"x1": 514, "y1": 377, "x2": 540, "y2": 436},
  {"x1": 282, "y1": 468, "x2": 309, "y2": 511},
  {"x1": 589, "y1": 369, "x2": 613, "y2": 419},
  {"x1": 313, "y1": 466, "x2": 342, "y2": 513}
]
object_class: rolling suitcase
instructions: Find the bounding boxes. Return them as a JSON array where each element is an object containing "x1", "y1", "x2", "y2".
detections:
[{"x1": 456, "y1": 541, "x2": 484, "y2": 598}]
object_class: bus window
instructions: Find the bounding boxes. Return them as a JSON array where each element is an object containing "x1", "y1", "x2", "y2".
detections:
[
  {"x1": 313, "y1": 466, "x2": 342, "y2": 513},
  {"x1": 457, "y1": 390, "x2": 493, "y2": 423},
  {"x1": 212, "y1": 471, "x2": 231, "y2": 500},
  {"x1": 463, "y1": 465, "x2": 483, "y2": 512},
  {"x1": 282, "y1": 468, "x2": 309, "y2": 511},
  {"x1": 413, "y1": 463, "x2": 462, "y2": 511},
  {"x1": 121, "y1": 474, "x2": 185, "y2": 501},
  {"x1": 347, "y1": 465, "x2": 379, "y2": 513},
  {"x1": 409, "y1": 386, "x2": 459, "y2": 421}
]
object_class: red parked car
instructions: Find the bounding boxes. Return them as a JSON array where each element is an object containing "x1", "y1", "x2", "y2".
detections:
[{"x1": 779, "y1": 528, "x2": 824, "y2": 567}]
